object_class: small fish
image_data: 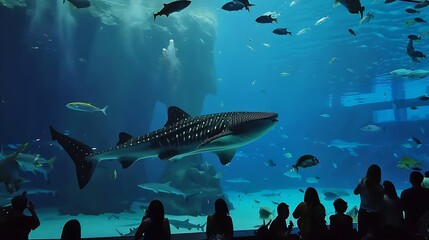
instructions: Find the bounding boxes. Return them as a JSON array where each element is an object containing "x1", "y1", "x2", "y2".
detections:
[
  {"x1": 410, "y1": 106, "x2": 418, "y2": 110},
  {"x1": 332, "y1": 162, "x2": 337, "y2": 168},
  {"x1": 273, "y1": 28, "x2": 292, "y2": 36},
  {"x1": 360, "y1": 124, "x2": 384, "y2": 132},
  {"x1": 66, "y1": 102, "x2": 108, "y2": 116},
  {"x1": 419, "y1": 95, "x2": 429, "y2": 101},
  {"x1": 415, "y1": 0, "x2": 429, "y2": 9},
  {"x1": 320, "y1": 113, "x2": 330, "y2": 118},
  {"x1": 292, "y1": 154, "x2": 319, "y2": 172},
  {"x1": 297, "y1": 27, "x2": 311, "y2": 35},
  {"x1": 306, "y1": 177, "x2": 320, "y2": 184},
  {"x1": 264, "y1": 159, "x2": 277, "y2": 167},
  {"x1": 246, "y1": 45, "x2": 255, "y2": 51},
  {"x1": 415, "y1": 17, "x2": 426, "y2": 23},
  {"x1": 359, "y1": 12, "x2": 374, "y2": 25},
  {"x1": 315, "y1": 16, "x2": 329, "y2": 25},
  {"x1": 405, "y1": 8, "x2": 420, "y2": 13},
  {"x1": 329, "y1": 57, "x2": 337, "y2": 64},
  {"x1": 235, "y1": 0, "x2": 255, "y2": 11},
  {"x1": 254, "y1": 200, "x2": 261, "y2": 204},
  {"x1": 221, "y1": 1, "x2": 245, "y2": 11},
  {"x1": 280, "y1": 72, "x2": 290, "y2": 77},
  {"x1": 348, "y1": 28, "x2": 356, "y2": 36},
  {"x1": 1, "y1": 98, "x2": 5, "y2": 104},
  {"x1": 262, "y1": 43, "x2": 271, "y2": 48},
  {"x1": 283, "y1": 152, "x2": 292, "y2": 158},
  {"x1": 408, "y1": 34, "x2": 421, "y2": 40},
  {"x1": 111, "y1": 169, "x2": 117, "y2": 180},
  {"x1": 411, "y1": 137, "x2": 422, "y2": 145},
  {"x1": 299, "y1": 188, "x2": 304, "y2": 193},
  {"x1": 255, "y1": 15, "x2": 278, "y2": 24}
]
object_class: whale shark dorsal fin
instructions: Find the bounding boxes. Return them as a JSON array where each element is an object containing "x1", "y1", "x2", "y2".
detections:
[
  {"x1": 165, "y1": 106, "x2": 191, "y2": 127},
  {"x1": 117, "y1": 132, "x2": 133, "y2": 145},
  {"x1": 216, "y1": 149, "x2": 236, "y2": 165}
]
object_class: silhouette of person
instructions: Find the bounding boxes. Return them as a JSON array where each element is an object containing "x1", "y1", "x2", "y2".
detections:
[
  {"x1": 292, "y1": 187, "x2": 328, "y2": 240},
  {"x1": 422, "y1": 171, "x2": 429, "y2": 189},
  {"x1": 382, "y1": 180, "x2": 403, "y2": 240},
  {"x1": 61, "y1": 219, "x2": 81, "y2": 240},
  {"x1": 206, "y1": 198, "x2": 233, "y2": 240},
  {"x1": 6, "y1": 191, "x2": 40, "y2": 240},
  {"x1": 329, "y1": 198, "x2": 354, "y2": 240},
  {"x1": 353, "y1": 164, "x2": 384, "y2": 239},
  {"x1": 134, "y1": 199, "x2": 171, "y2": 240},
  {"x1": 269, "y1": 202, "x2": 294, "y2": 240},
  {"x1": 400, "y1": 171, "x2": 429, "y2": 239}
]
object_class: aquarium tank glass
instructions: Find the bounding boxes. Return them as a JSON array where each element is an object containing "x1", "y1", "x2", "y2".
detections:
[{"x1": 0, "y1": 0, "x2": 428, "y2": 238}]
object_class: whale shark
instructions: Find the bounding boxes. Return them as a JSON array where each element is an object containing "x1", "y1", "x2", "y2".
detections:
[{"x1": 50, "y1": 106, "x2": 278, "y2": 189}]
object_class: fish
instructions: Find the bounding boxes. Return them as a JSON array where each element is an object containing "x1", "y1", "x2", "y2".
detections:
[
  {"x1": 348, "y1": 28, "x2": 356, "y2": 36},
  {"x1": 0, "y1": 143, "x2": 29, "y2": 193},
  {"x1": 306, "y1": 177, "x2": 320, "y2": 183},
  {"x1": 323, "y1": 191, "x2": 339, "y2": 201},
  {"x1": 137, "y1": 182, "x2": 199, "y2": 199},
  {"x1": 297, "y1": 27, "x2": 311, "y2": 35},
  {"x1": 221, "y1": 1, "x2": 245, "y2": 11},
  {"x1": 16, "y1": 153, "x2": 55, "y2": 182},
  {"x1": 359, "y1": 12, "x2": 374, "y2": 24},
  {"x1": 410, "y1": 106, "x2": 418, "y2": 110},
  {"x1": 273, "y1": 28, "x2": 292, "y2": 36},
  {"x1": 66, "y1": 102, "x2": 108, "y2": 116},
  {"x1": 411, "y1": 137, "x2": 422, "y2": 145},
  {"x1": 264, "y1": 159, "x2": 276, "y2": 167},
  {"x1": 50, "y1": 106, "x2": 278, "y2": 188},
  {"x1": 255, "y1": 15, "x2": 278, "y2": 24},
  {"x1": 390, "y1": 68, "x2": 413, "y2": 77},
  {"x1": 397, "y1": 156, "x2": 424, "y2": 170},
  {"x1": 419, "y1": 95, "x2": 429, "y2": 101},
  {"x1": 405, "y1": 8, "x2": 420, "y2": 13},
  {"x1": 153, "y1": 0, "x2": 191, "y2": 20},
  {"x1": 169, "y1": 219, "x2": 206, "y2": 231},
  {"x1": 320, "y1": 113, "x2": 330, "y2": 118},
  {"x1": 329, "y1": 57, "x2": 337, "y2": 64},
  {"x1": 415, "y1": 17, "x2": 426, "y2": 22},
  {"x1": 414, "y1": 0, "x2": 429, "y2": 8},
  {"x1": 360, "y1": 124, "x2": 385, "y2": 132},
  {"x1": 407, "y1": 69, "x2": 429, "y2": 78},
  {"x1": 63, "y1": 0, "x2": 91, "y2": 9},
  {"x1": 333, "y1": 0, "x2": 365, "y2": 19},
  {"x1": 226, "y1": 177, "x2": 251, "y2": 183},
  {"x1": 292, "y1": 154, "x2": 319, "y2": 172},
  {"x1": 235, "y1": 0, "x2": 255, "y2": 11},
  {"x1": 259, "y1": 207, "x2": 273, "y2": 220},
  {"x1": 261, "y1": 192, "x2": 281, "y2": 197},
  {"x1": 284, "y1": 170, "x2": 302, "y2": 180},
  {"x1": 408, "y1": 34, "x2": 421, "y2": 40},
  {"x1": 315, "y1": 16, "x2": 329, "y2": 25},
  {"x1": 328, "y1": 139, "x2": 369, "y2": 156}
]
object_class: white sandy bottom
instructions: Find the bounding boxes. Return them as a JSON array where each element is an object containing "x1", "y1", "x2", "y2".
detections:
[{"x1": 29, "y1": 188, "x2": 360, "y2": 239}]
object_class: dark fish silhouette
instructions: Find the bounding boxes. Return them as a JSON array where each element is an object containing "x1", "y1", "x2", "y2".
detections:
[
  {"x1": 64, "y1": 0, "x2": 91, "y2": 8},
  {"x1": 408, "y1": 34, "x2": 421, "y2": 40},
  {"x1": 292, "y1": 154, "x2": 319, "y2": 172},
  {"x1": 407, "y1": 39, "x2": 426, "y2": 62},
  {"x1": 405, "y1": 8, "x2": 419, "y2": 13},
  {"x1": 415, "y1": 0, "x2": 429, "y2": 8},
  {"x1": 255, "y1": 15, "x2": 277, "y2": 24},
  {"x1": 348, "y1": 28, "x2": 356, "y2": 36},
  {"x1": 222, "y1": 1, "x2": 245, "y2": 11},
  {"x1": 236, "y1": 0, "x2": 255, "y2": 11},
  {"x1": 412, "y1": 137, "x2": 422, "y2": 145},
  {"x1": 419, "y1": 95, "x2": 429, "y2": 101},
  {"x1": 334, "y1": 0, "x2": 365, "y2": 19},
  {"x1": 153, "y1": 0, "x2": 191, "y2": 20},
  {"x1": 273, "y1": 28, "x2": 292, "y2": 35},
  {"x1": 414, "y1": 17, "x2": 426, "y2": 22}
]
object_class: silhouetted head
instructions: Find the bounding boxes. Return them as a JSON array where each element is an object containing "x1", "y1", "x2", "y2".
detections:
[
  {"x1": 276, "y1": 202, "x2": 289, "y2": 219},
  {"x1": 147, "y1": 200, "x2": 165, "y2": 225},
  {"x1": 214, "y1": 198, "x2": 229, "y2": 217},
  {"x1": 383, "y1": 180, "x2": 399, "y2": 200},
  {"x1": 61, "y1": 219, "x2": 81, "y2": 240},
  {"x1": 11, "y1": 191, "x2": 28, "y2": 213},
  {"x1": 304, "y1": 187, "x2": 320, "y2": 207},
  {"x1": 366, "y1": 164, "x2": 381, "y2": 186},
  {"x1": 410, "y1": 171, "x2": 424, "y2": 187},
  {"x1": 333, "y1": 198, "x2": 347, "y2": 214}
]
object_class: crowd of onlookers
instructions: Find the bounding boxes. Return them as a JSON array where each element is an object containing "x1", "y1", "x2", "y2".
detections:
[{"x1": 0, "y1": 164, "x2": 428, "y2": 240}]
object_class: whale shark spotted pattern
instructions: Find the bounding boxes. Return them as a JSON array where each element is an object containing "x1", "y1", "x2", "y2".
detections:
[{"x1": 50, "y1": 106, "x2": 278, "y2": 189}]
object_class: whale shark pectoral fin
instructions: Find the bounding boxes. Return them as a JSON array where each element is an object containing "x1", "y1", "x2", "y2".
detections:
[
  {"x1": 216, "y1": 149, "x2": 237, "y2": 165},
  {"x1": 165, "y1": 106, "x2": 192, "y2": 127},
  {"x1": 158, "y1": 150, "x2": 180, "y2": 160},
  {"x1": 198, "y1": 131, "x2": 233, "y2": 148},
  {"x1": 119, "y1": 158, "x2": 137, "y2": 169},
  {"x1": 117, "y1": 132, "x2": 133, "y2": 145}
]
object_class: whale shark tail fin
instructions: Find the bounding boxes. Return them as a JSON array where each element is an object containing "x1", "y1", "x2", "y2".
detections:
[{"x1": 49, "y1": 126, "x2": 97, "y2": 189}]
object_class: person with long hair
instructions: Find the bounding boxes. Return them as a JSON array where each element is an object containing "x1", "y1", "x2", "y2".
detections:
[
  {"x1": 134, "y1": 199, "x2": 171, "y2": 240},
  {"x1": 61, "y1": 219, "x2": 81, "y2": 240},
  {"x1": 292, "y1": 187, "x2": 328, "y2": 240},
  {"x1": 353, "y1": 164, "x2": 384, "y2": 239},
  {"x1": 382, "y1": 180, "x2": 403, "y2": 240},
  {"x1": 206, "y1": 198, "x2": 233, "y2": 240}
]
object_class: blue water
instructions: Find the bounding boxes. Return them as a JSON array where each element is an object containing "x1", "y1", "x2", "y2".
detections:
[{"x1": 0, "y1": 0, "x2": 428, "y2": 238}]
